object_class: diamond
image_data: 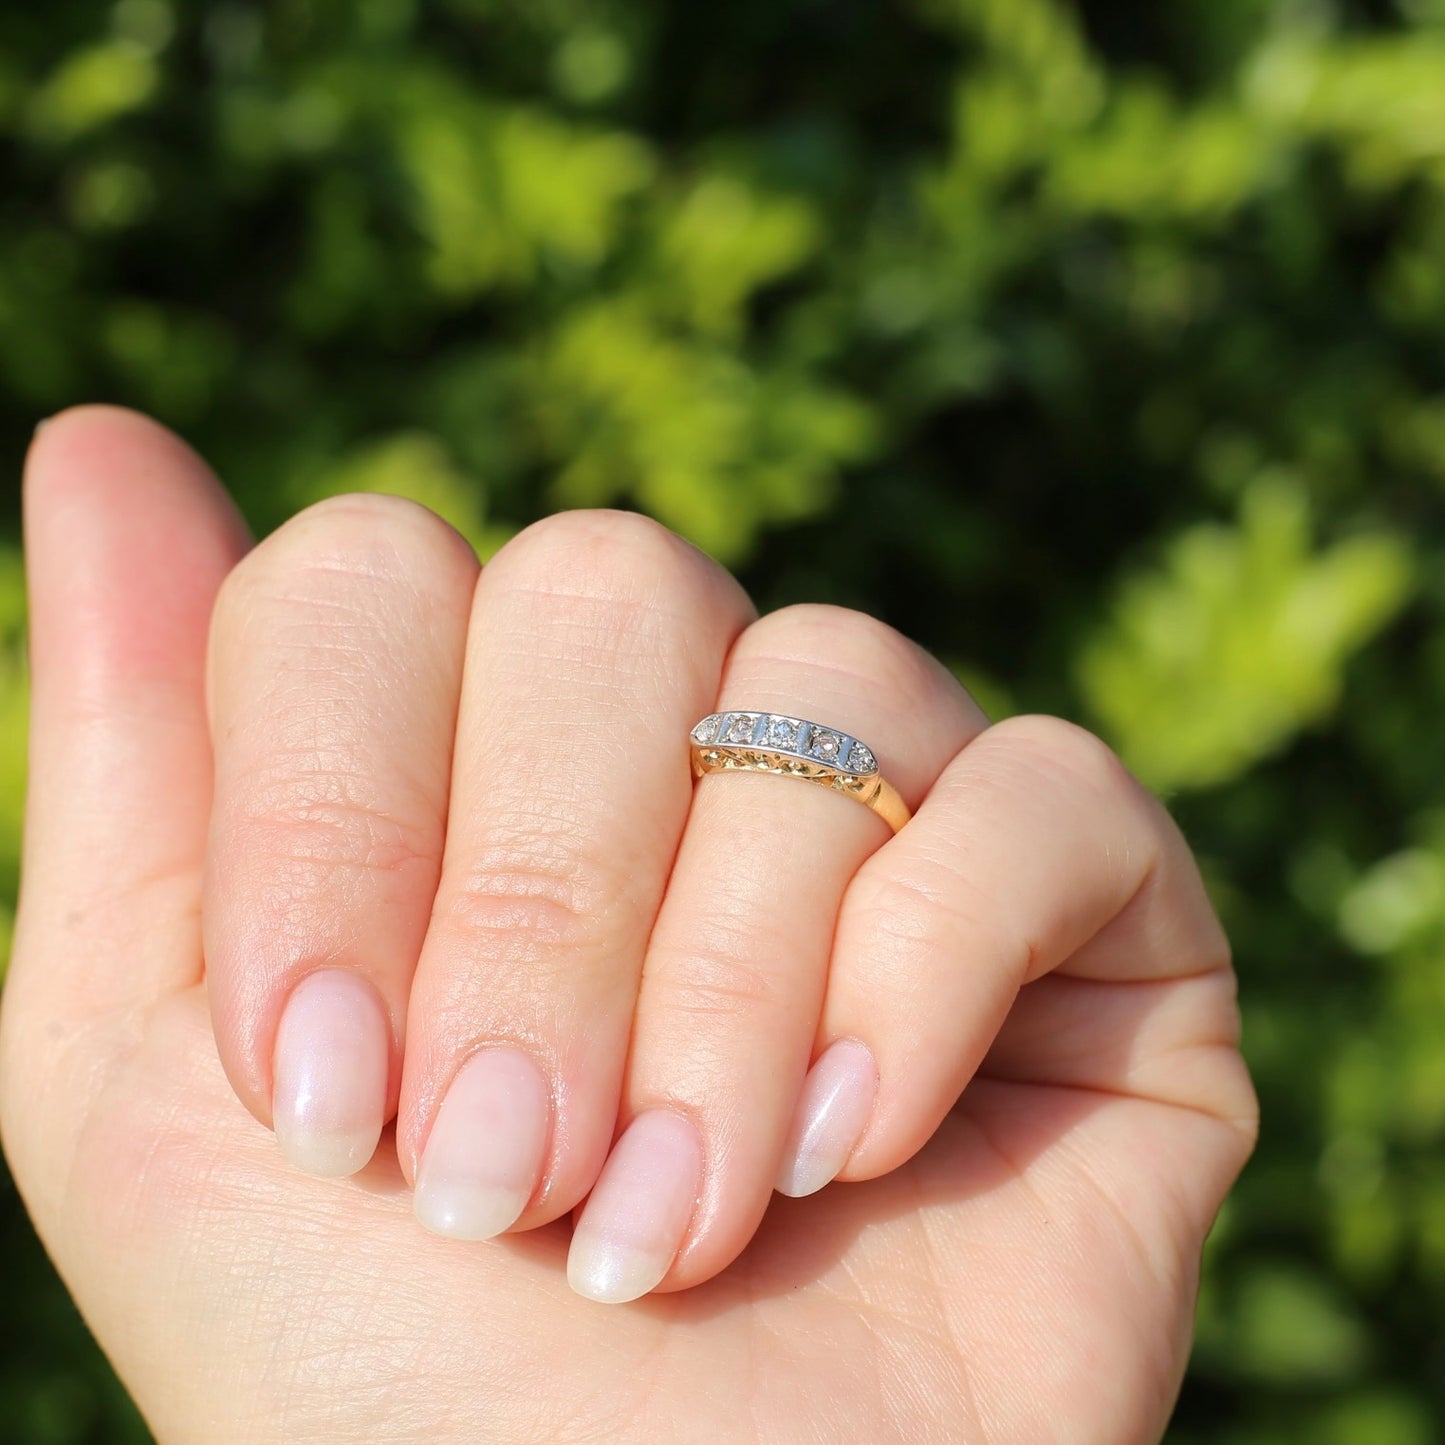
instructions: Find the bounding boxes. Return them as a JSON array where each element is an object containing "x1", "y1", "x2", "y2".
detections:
[
  {"x1": 847, "y1": 741, "x2": 876, "y2": 773},
  {"x1": 691, "y1": 715, "x2": 721, "y2": 745},
  {"x1": 809, "y1": 727, "x2": 843, "y2": 762},
  {"x1": 724, "y1": 713, "x2": 758, "y2": 744},
  {"x1": 765, "y1": 715, "x2": 801, "y2": 750}
]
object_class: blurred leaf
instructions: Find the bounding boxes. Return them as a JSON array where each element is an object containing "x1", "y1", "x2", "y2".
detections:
[
  {"x1": 1339, "y1": 848, "x2": 1445, "y2": 956},
  {"x1": 655, "y1": 176, "x2": 820, "y2": 337},
  {"x1": 295, "y1": 432, "x2": 509, "y2": 559},
  {"x1": 397, "y1": 98, "x2": 654, "y2": 295},
  {"x1": 1078, "y1": 480, "x2": 1413, "y2": 790},
  {"x1": 1304, "y1": 1391, "x2": 1436, "y2": 1445},
  {"x1": 534, "y1": 301, "x2": 875, "y2": 561},
  {"x1": 26, "y1": 43, "x2": 158, "y2": 143},
  {"x1": 1228, "y1": 1262, "x2": 1372, "y2": 1384}
]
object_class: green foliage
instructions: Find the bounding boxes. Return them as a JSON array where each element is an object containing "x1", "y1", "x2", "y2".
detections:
[
  {"x1": 26, "y1": 41, "x2": 159, "y2": 143},
  {"x1": 292, "y1": 430, "x2": 509, "y2": 558},
  {"x1": 0, "y1": 0, "x2": 1442, "y2": 1439},
  {"x1": 397, "y1": 96, "x2": 655, "y2": 293},
  {"x1": 1079, "y1": 481, "x2": 1413, "y2": 791}
]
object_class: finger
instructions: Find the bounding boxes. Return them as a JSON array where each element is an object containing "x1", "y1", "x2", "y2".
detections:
[
  {"x1": 566, "y1": 605, "x2": 988, "y2": 1301},
  {"x1": 1, "y1": 407, "x2": 250, "y2": 1204},
  {"x1": 807, "y1": 713, "x2": 1253, "y2": 1192},
  {"x1": 204, "y1": 495, "x2": 478, "y2": 1177},
  {"x1": 400, "y1": 510, "x2": 754, "y2": 1241}
]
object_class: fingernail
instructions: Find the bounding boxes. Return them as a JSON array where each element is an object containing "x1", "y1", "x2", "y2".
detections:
[
  {"x1": 567, "y1": 1110, "x2": 702, "y2": 1304},
  {"x1": 775, "y1": 1038, "x2": 877, "y2": 1198},
  {"x1": 272, "y1": 969, "x2": 390, "y2": 1178},
  {"x1": 414, "y1": 1048, "x2": 550, "y2": 1241}
]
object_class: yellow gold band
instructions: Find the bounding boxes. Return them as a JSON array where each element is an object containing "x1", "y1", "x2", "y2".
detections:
[{"x1": 688, "y1": 711, "x2": 911, "y2": 833}]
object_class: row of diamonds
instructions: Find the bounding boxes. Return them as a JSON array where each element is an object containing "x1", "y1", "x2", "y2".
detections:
[{"x1": 690, "y1": 712, "x2": 877, "y2": 774}]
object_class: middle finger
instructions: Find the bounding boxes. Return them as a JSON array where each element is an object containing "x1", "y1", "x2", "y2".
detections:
[{"x1": 399, "y1": 510, "x2": 752, "y2": 1240}]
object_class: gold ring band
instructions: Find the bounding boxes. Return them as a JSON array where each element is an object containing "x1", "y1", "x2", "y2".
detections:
[{"x1": 689, "y1": 711, "x2": 910, "y2": 833}]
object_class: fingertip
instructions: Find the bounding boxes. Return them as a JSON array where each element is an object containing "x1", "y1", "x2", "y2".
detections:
[
  {"x1": 28, "y1": 404, "x2": 172, "y2": 473},
  {"x1": 25, "y1": 405, "x2": 248, "y2": 550},
  {"x1": 26, "y1": 407, "x2": 252, "y2": 714}
]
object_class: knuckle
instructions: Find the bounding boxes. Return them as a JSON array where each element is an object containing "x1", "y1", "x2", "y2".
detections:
[
  {"x1": 488, "y1": 508, "x2": 736, "y2": 613},
  {"x1": 1196, "y1": 964, "x2": 1244, "y2": 1045},
  {"x1": 738, "y1": 603, "x2": 940, "y2": 697},
  {"x1": 283, "y1": 492, "x2": 474, "y2": 565},
  {"x1": 657, "y1": 964, "x2": 780, "y2": 1021},
  {"x1": 991, "y1": 714, "x2": 1140, "y2": 801},
  {"x1": 218, "y1": 493, "x2": 474, "y2": 617},
  {"x1": 1201, "y1": 912, "x2": 1234, "y2": 976},
  {"x1": 209, "y1": 497, "x2": 476, "y2": 705},
  {"x1": 438, "y1": 846, "x2": 616, "y2": 967},
  {"x1": 1227, "y1": 1068, "x2": 1262, "y2": 1155},
  {"x1": 650, "y1": 921, "x2": 792, "y2": 1018},
  {"x1": 506, "y1": 506, "x2": 681, "y2": 564},
  {"x1": 231, "y1": 784, "x2": 437, "y2": 886},
  {"x1": 846, "y1": 868, "x2": 945, "y2": 947},
  {"x1": 747, "y1": 602, "x2": 906, "y2": 661},
  {"x1": 850, "y1": 866, "x2": 1038, "y2": 981}
]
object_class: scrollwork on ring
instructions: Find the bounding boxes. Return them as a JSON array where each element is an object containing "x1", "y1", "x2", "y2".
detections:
[{"x1": 688, "y1": 711, "x2": 909, "y2": 832}]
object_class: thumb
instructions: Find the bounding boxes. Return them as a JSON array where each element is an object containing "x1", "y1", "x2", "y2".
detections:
[{"x1": 1, "y1": 406, "x2": 250, "y2": 1199}]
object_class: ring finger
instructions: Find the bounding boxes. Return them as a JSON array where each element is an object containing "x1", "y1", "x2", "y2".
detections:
[{"x1": 566, "y1": 603, "x2": 989, "y2": 1301}]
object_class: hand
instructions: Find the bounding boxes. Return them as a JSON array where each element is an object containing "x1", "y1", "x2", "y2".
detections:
[{"x1": 1, "y1": 407, "x2": 1256, "y2": 1443}]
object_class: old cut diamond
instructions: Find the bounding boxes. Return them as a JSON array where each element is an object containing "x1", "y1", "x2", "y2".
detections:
[
  {"x1": 765, "y1": 716, "x2": 801, "y2": 750},
  {"x1": 691, "y1": 715, "x2": 721, "y2": 745},
  {"x1": 725, "y1": 713, "x2": 758, "y2": 744},
  {"x1": 848, "y1": 741, "x2": 876, "y2": 773},
  {"x1": 809, "y1": 728, "x2": 843, "y2": 762}
]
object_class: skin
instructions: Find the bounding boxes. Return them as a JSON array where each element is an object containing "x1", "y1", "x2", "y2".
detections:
[{"x1": 0, "y1": 407, "x2": 1257, "y2": 1443}]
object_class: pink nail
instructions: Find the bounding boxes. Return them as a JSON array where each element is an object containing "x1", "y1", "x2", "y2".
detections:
[
  {"x1": 567, "y1": 1110, "x2": 702, "y2": 1304},
  {"x1": 775, "y1": 1038, "x2": 877, "y2": 1198},
  {"x1": 272, "y1": 969, "x2": 390, "y2": 1178},
  {"x1": 414, "y1": 1048, "x2": 550, "y2": 1241}
]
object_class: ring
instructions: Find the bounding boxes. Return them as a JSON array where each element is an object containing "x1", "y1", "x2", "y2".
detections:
[{"x1": 689, "y1": 710, "x2": 911, "y2": 832}]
